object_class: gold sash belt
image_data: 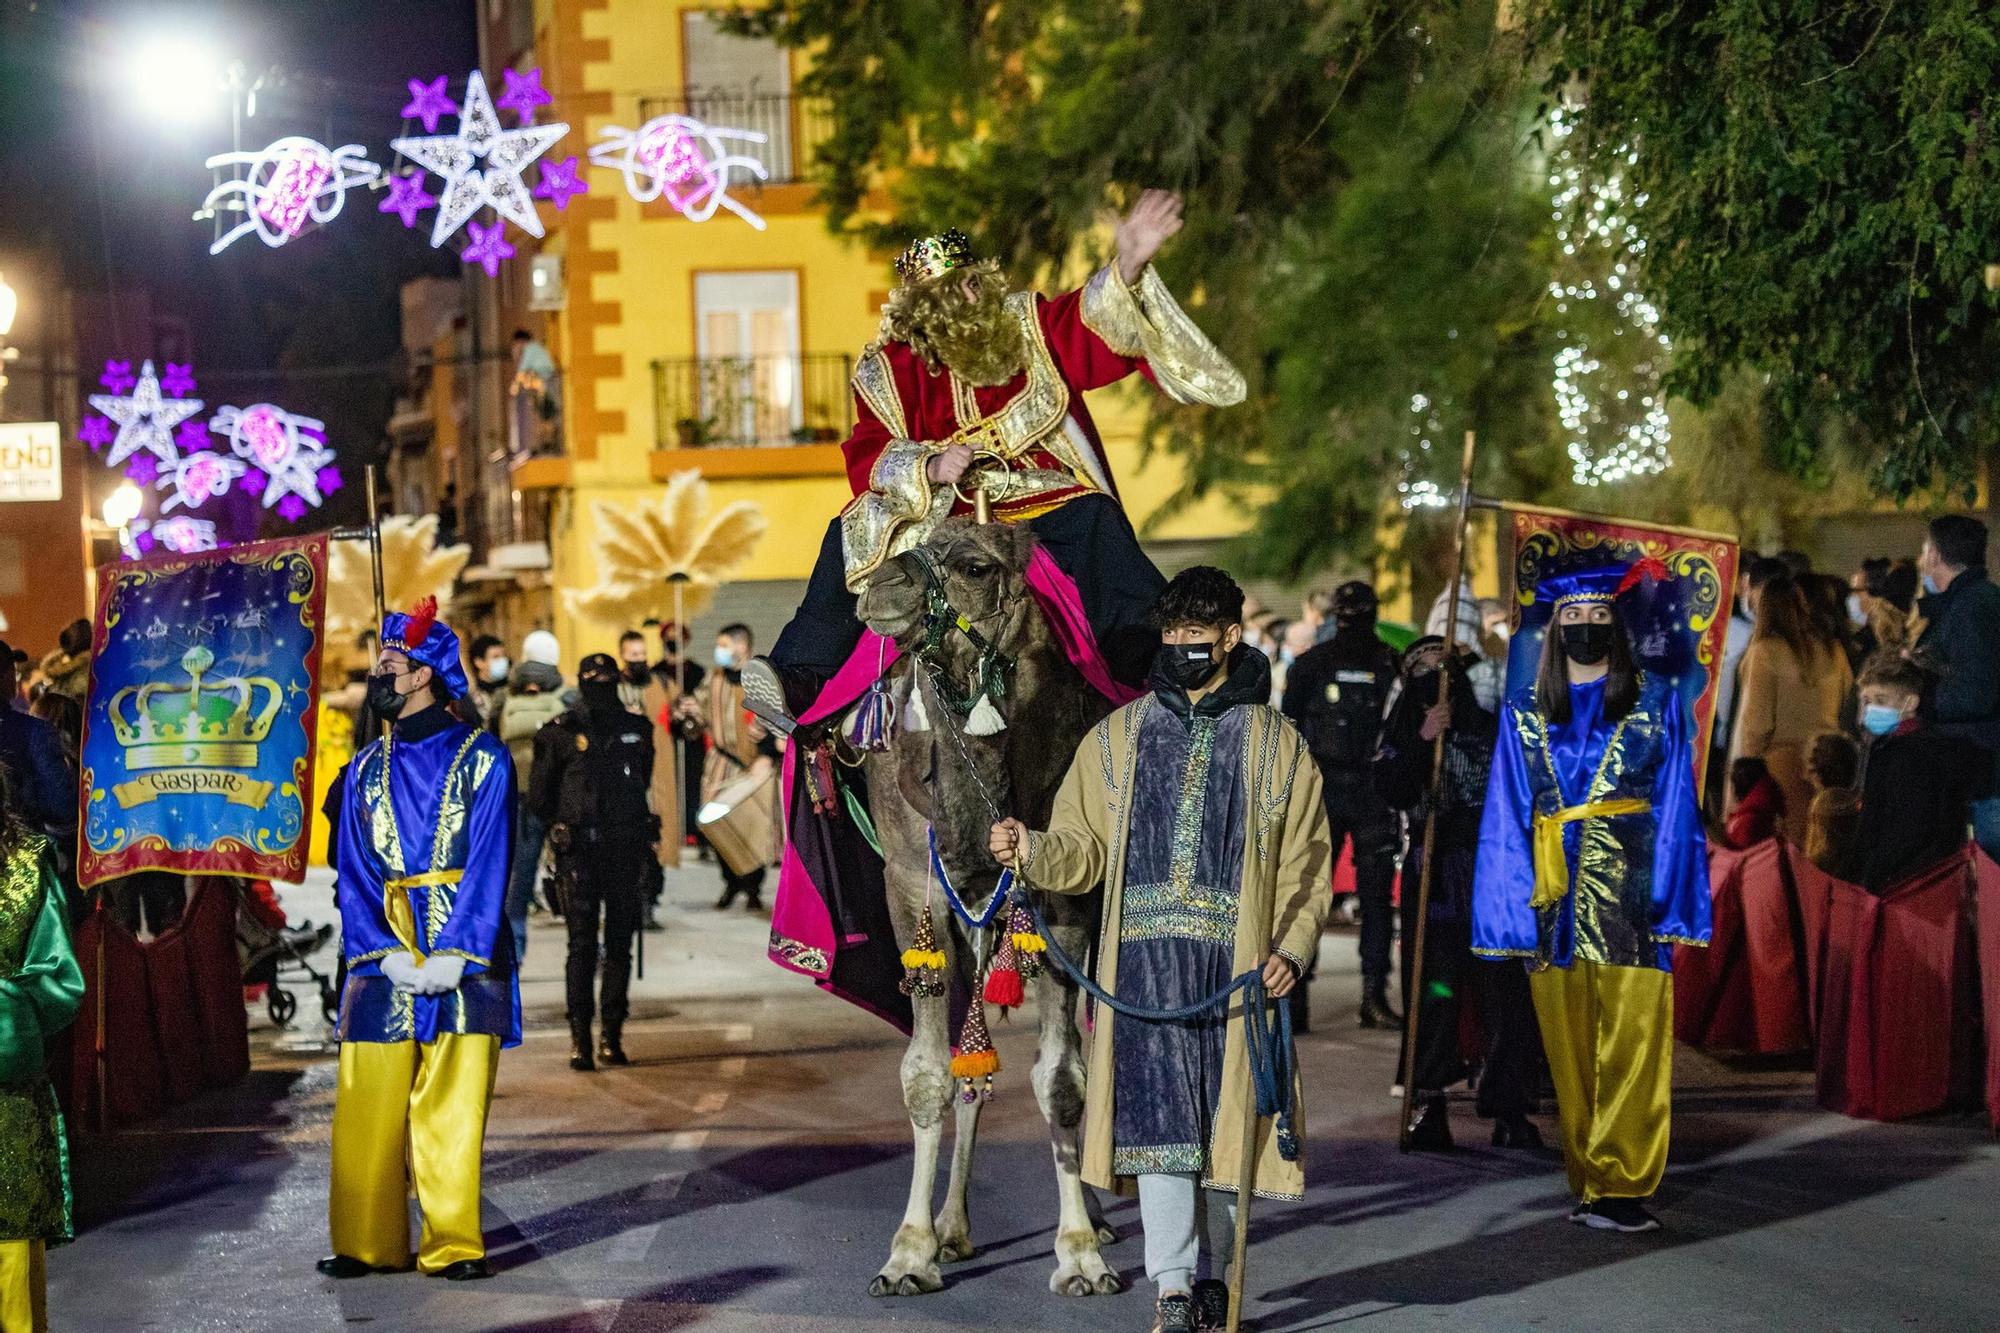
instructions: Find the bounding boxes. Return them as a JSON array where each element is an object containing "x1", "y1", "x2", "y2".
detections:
[
  {"x1": 1531, "y1": 799, "x2": 1651, "y2": 910},
  {"x1": 383, "y1": 870, "x2": 464, "y2": 959}
]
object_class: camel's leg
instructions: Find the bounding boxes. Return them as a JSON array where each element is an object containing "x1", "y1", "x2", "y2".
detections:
[
  {"x1": 1033, "y1": 969, "x2": 1121, "y2": 1297},
  {"x1": 933, "y1": 1084, "x2": 982, "y2": 1263},
  {"x1": 870, "y1": 990, "x2": 952, "y2": 1297}
]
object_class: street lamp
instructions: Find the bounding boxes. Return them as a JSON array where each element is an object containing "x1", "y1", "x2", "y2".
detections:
[
  {"x1": 122, "y1": 29, "x2": 224, "y2": 124},
  {"x1": 103, "y1": 483, "x2": 144, "y2": 557},
  {"x1": 0, "y1": 272, "x2": 17, "y2": 413}
]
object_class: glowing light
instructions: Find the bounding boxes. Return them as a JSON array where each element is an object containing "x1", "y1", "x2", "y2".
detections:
[
  {"x1": 400, "y1": 76, "x2": 457, "y2": 134},
  {"x1": 142, "y1": 516, "x2": 221, "y2": 555},
  {"x1": 1396, "y1": 391, "x2": 1454, "y2": 510},
  {"x1": 390, "y1": 69, "x2": 569, "y2": 248},
  {"x1": 125, "y1": 32, "x2": 221, "y2": 124},
  {"x1": 495, "y1": 67, "x2": 552, "y2": 124},
  {"x1": 379, "y1": 173, "x2": 436, "y2": 228},
  {"x1": 87, "y1": 359, "x2": 205, "y2": 469},
  {"x1": 202, "y1": 137, "x2": 383, "y2": 254},
  {"x1": 210, "y1": 401, "x2": 337, "y2": 517},
  {"x1": 532, "y1": 156, "x2": 588, "y2": 210},
  {"x1": 1547, "y1": 109, "x2": 1672, "y2": 486},
  {"x1": 461, "y1": 220, "x2": 515, "y2": 276},
  {"x1": 158, "y1": 447, "x2": 246, "y2": 513},
  {"x1": 589, "y1": 114, "x2": 769, "y2": 229},
  {"x1": 102, "y1": 482, "x2": 144, "y2": 530}
]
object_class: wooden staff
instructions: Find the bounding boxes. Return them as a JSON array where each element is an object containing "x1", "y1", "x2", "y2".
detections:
[
  {"x1": 1225, "y1": 846, "x2": 1281, "y2": 1330},
  {"x1": 1397, "y1": 430, "x2": 1479, "y2": 1151}
]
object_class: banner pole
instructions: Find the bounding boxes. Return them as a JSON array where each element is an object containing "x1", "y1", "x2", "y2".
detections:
[
  {"x1": 1398, "y1": 429, "x2": 1478, "y2": 1152},
  {"x1": 364, "y1": 464, "x2": 386, "y2": 630}
]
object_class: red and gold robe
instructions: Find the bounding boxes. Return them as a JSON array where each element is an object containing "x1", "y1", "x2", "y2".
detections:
[{"x1": 837, "y1": 263, "x2": 1244, "y2": 589}]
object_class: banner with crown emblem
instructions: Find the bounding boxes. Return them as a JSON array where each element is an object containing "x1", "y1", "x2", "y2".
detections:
[
  {"x1": 78, "y1": 534, "x2": 328, "y2": 888},
  {"x1": 1498, "y1": 503, "x2": 1739, "y2": 787}
]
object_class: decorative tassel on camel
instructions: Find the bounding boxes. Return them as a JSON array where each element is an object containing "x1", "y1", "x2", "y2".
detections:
[
  {"x1": 898, "y1": 901, "x2": 946, "y2": 998},
  {"x1": 902, "y1": 678, "x2": 930, "y2": 733},
  {"x1": 1006, "y1": 901, "x2": 1046, "y2": 982},
  {"x1": 982, "y1": 928, "x2": 1026, "y2": 1011},
  {"x1": 951, "y1": 999, "x2": 1000, "y2": 1102},
  {"x1": 844, "y1": 679, "x2": 896, "y2": 752},
  {"x1": 964, "y1": 691, "x2": 1006, "y2": 736}
]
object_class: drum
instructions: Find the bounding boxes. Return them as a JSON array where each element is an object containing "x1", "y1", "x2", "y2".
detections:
[{"x1": 697, "y1": 769, "x2": 779, "y2": 877}]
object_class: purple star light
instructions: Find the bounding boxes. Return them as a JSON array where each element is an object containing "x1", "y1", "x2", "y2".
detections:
[
  {"x1": 401, "y1": 76, "x2": 457, "y2": 134},
  {"x1": 161, "y1": 362, "x2": 197, "y2": 398},
  {"x1": 496, "y1": 67, "x2": 553, "y2": 124},
  {"x1": 240, "y1": 467, "x2": 267, "y2": 496},
  {"x1": 125, "y1": 454, "x2": 159, "y2": 486},
  {"x1": 79, "y1": 417, "x2": 114, "y2": 451},
  {"x1": 276, "y1": 494, "x2": 308, "y2": 523},
  {"x1": 100, "y1": 360, "x2": 135, "y2": 394},
  {"x1": 379, "y1": 173, "x2": 436, "y2": 229},
  {"x1": 461, "y1": 220, "x2": 516, "y2": 277},
  {"x1": 532, "y1": 156, "x2": 589, "y2": 210},
  {"x1": 176, "y1": 419, "x2": 210, "y2": 452},
  {"x1": 317, "y1": 465, "x2": 344, "y2": 495}
]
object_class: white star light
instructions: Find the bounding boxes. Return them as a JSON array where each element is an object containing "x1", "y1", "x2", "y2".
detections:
[
  {"x1": 390, "y1": 70, "x2": 568, "y2": 248},
  {"x1": 89, "y1": 360, "x2": 205, "y2": 469}
]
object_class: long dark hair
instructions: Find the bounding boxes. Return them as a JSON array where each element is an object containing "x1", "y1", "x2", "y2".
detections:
[
  {"x1": 1535, "y1": 606, "x2": 1640, "y2": 724},
  {"x1": 1751, "y1": 573, "x2": 1832, "y2": 668}
]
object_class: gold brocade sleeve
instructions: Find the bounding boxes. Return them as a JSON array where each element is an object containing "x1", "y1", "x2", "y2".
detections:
[
  {"x1": 840, "y1": 439, "x2": 956, "y2": 592},
  {"x1": 1080, "y1": 264, "x2": 1247, "y2": 407}
]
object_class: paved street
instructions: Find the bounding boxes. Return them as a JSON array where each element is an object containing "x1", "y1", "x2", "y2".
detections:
[{"x1": 47, "y1": 862, "x2": 2000, "y2": 1332}]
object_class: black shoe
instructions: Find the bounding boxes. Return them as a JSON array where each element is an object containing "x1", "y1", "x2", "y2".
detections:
[
  {"x1": 598, "y1": 1035, "x2": 629, "y2": 1066},
  {"x1": 1583, "y1": 1197, "x2": 1661, "y2": 1233},
  {"x1": 1153, "y1": 1292, "x2": 1198, "y2": 1333},
  {"x1": 1568, "y1": 1202, "x2": 1590, "y2": 1225},
  {"x1": 570, "y1": 1033, "x2": 595, "y2": 1072},
  {"x1": 1406, "y1": 1094, "x2": 1454, "y2": 1152},
  {"x1": 1358, "y1": 986, "x2": 1404, "y2": 1030},
  {"x1": 714, "y1": 888, "x2": 739, "y2": 911},
  {"x1": 740, "y1": 657, "x2": 800, "y2": 737},
  {"x1": 438, "y1": 1259, "x2": 491, "y2": 1281},
  {"x1": 1491, "y1": 1112, "x2": 1544, "y2": 1150},
  {"x1": 317, "y1": 1255, "x2": 392, "y2": 1279},
  {"x1": 643, "y1": 905, "x2": 665, "y2": 932},
  {"x1": 1192, "y1": 1278, "x2": 1229, "y2": 1330},
  {"x1": 744, "y1": 897, "x2": 765, "y2": 914}
]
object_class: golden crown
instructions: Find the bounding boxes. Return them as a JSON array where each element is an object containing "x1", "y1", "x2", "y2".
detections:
[
  {"x1": 893, "y1": 229, "x2": 975, "y2": 284},
  {"x1": 108, "y1": 644, "x2": 283, "y2": 771}
]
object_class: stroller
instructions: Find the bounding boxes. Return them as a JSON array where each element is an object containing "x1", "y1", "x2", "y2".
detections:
[{"x1": 235, "y1": 879, "x2": 339, "y2": 1029}]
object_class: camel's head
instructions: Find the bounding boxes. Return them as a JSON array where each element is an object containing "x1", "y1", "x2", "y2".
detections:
[{"x1": 857, "y1": 518, "x2": 1037, "y2": 649}]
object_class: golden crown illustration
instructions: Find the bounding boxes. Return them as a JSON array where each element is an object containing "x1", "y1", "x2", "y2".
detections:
[
  {"x1": 108, "y1": 644, "x2": 283, "y2": 771},
  {"x1": 894, "y1": 228, "x2": 975, "y2": 284}
]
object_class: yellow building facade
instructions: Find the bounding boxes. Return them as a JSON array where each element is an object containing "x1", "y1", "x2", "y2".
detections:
[{"x1": 514, "y1": 0, "x2": 1256, "y2": 661}]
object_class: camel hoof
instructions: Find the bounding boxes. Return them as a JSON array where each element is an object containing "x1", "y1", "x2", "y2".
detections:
[
  {"x1": 1062, "y1": 1275, "x2": 1095, "y2": 1298},
  {"x1": 937, "y1": 1237, "x2": 974, "y2": 1264},
  {"x1": 868, "y1": 1276, "x2": 892, "y2": 1298},
  {"x1": 869, "y1": 1266, "x2": 943, "y2": 1297},
  {"x1": 1094, "y1": 1222, "x2": 1117, "y2": 1246},
  {"x1": 1096, "y1": 1272, "x2": 1124, "y2": 1295},
  {"x1": 898, "y1": 1274, "x2": 933, "y2": 1297}
]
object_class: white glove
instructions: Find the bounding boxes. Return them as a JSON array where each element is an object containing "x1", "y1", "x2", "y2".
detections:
[
  {"x1": 379, "y1": 952, "x2": 424, "y2": 992},
  {"x1": 415, "y1": 954, "x2": 467, "y2": 995}
]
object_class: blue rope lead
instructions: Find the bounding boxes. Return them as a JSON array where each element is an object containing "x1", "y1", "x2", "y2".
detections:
[{"x1": 1010, "y1": 883, "x2": 1299, "y2": 1164}]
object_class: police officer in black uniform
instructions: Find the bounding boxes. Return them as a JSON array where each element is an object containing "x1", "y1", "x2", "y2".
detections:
[
  {"x1": 1281, "y1": 580, "x2": 1404, "y2": 1028},
  {"x1": 529, "y1": 653, "x2": 659, "y2": 1071}
]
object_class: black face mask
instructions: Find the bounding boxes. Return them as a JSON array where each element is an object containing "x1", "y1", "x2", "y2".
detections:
[
  {"x1": 1156, "y1": 641, "x2": 1223, "y2": 691},
  {"x1": 580, "y1": 680, "x2": 624, "y2": 716},
  {"x1": 1559, "y1": 622, "x2": 1616, "y2": 667},
  {"x1": 622, "y1": 662, "x2": 649, "y2": 684},
  {"x1": 367, "y1": 671, "x2": 411, "y2": 719}
]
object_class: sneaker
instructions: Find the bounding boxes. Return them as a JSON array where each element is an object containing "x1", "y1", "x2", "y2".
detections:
[
  {"x1": 1191, "y1": 1278, "x2": 1229, "y2": 1330},
  {"x1": 740, "y1": 657, "x2": 799, "y2": 736},
  {"x1": 1153, "y1": 1292, "x2": 1198, "y2": 1333},
  {"x1": 1582, "y1": 1198, "x2": 1660, "y2": 1233},
  {"x1": 1567, "y1": 1202, "x2": 1589, "y2": 1224}
]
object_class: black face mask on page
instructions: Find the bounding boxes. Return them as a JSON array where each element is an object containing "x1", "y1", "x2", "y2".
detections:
[
  {"x1": 1559, "y1": 622, "x2": 1616, "y2": 667},
  {"x1": 1156, "y1": 642, "x2": 1221, "y2": 690}
]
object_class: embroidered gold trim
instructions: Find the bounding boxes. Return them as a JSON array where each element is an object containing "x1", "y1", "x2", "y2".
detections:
[
  {"x1": 1078, "y1": 263, "x2": 1246, "y2": 407},
  {"x1": 852, "y1": 348, "x2": 909, "y2": 439}
]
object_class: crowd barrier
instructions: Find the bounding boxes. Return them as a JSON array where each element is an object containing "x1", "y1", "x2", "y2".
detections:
[
  {"x1": 59, "y1": 880, "x2": 250, "y2": 1128},
  {"x1": 1673, "y1": 839, "x2": 1999, "y2": 1128}
]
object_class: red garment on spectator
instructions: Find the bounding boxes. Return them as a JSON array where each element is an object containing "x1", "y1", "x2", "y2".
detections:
[
  {"x1": 242, "y1": 879, "x2": 288, "y2": 931},
  {"x1": 1723, "y1": 774, "x2": 1784, "y2": 849}
]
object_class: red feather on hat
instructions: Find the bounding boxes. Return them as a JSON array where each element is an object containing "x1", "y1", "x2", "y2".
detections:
[
  {"x1": 1615, "y1": 556, "x2": 1670, "y2": 596},
  {"x1": 403, "y1": 595, "x2": 438, "y2": 648}
]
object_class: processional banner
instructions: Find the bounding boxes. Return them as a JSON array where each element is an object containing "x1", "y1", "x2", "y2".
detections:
[
  {"x1": 1498, "y1": 503, "x2": 1738, "y2": 787},
  {"x1": 78, "y1": 534, "x2": 329, "y2": 888}
]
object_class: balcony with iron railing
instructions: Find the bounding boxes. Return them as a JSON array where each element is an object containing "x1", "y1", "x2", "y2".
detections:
[
  {"x1": 634, "y1": 91, "x2": 831, "y2": 187},
  {"x1": 654, "y1": 353, "x2": 853, "y2": 449}
]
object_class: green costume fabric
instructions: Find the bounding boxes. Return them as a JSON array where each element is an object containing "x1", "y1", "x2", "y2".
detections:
[{"x1": 0, "y1": 835, "x2": 83, "y2": 1244}]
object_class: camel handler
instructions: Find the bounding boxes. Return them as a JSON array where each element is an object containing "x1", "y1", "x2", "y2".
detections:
[
  {"x1": 742, "y1": 189, "x2": 1246, "y2": 735},
  {"x1": 321, "y1": 597, "x2": 518, "y2": 1283},
  {"x1": 991, "y1": 566, "x2": 1332, "y2": 1333}
]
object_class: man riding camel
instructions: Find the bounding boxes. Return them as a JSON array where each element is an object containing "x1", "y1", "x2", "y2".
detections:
[{"x1": 743, "y1": 188, "x2": 1246, "y2": 734}]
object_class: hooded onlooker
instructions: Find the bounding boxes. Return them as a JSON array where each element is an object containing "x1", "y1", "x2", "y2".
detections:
[{"x1": 37, "y1": 619, "x2": 92, "y2": 701}]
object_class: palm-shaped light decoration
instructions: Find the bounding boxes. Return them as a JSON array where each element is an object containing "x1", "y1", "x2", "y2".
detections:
[
  {"x1": 564, "y1": 469, "x2": 766, "y2": 628},
  {"x1": 326, "y1": 514, "x2": 473, "y2": 671}
]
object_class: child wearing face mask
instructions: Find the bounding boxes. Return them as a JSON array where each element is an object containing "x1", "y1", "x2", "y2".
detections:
[
  {"x1": 1472, "y1": 559, "x2": 1710, "y2": 1235},
  {"x1": 1847, "y1": 653, "x2": 1991, "y2": 891}
]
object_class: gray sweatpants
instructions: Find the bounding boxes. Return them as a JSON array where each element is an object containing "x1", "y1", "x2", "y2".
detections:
[{"x1": 1138, "y1": 1171, "x2": 1239, "y2": 1296}]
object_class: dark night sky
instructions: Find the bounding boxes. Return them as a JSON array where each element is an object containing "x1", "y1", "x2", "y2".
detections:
[{"x1": 0, "y1": 0, "x2": 479, "y2": 531}]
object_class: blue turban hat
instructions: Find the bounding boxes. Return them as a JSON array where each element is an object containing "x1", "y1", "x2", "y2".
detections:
[{"x1": 380, "y1": 596, "x2": 470, "y2": 699}]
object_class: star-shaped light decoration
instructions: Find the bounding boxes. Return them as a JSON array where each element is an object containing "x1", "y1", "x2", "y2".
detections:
[
  {"x1": 276, "y1": 495, "x2": 308, "y2": 523},
  {"x1": 496, "y1": 67, "x2": 553, "y2": 124},
  {"x1": 240, "y1": 467, "x2": 267, "y2": 496},
  {"x1": 161, "y1": 362, "x2": 197, "y2": 398},
  {"x1": 211, "y1": 401, "x2": 337, "y2": 517},
  {"x1": 158, "y1": 447, "x2": 246, "y2": 513},
  {"x1": 379, "y1": 172, "x2": 436, "y2": 228},
  {"x1": 100, "y1": 360, "x2": 136, "y2": 394},
  {"x1": 461, "y1": 220, "x2": 515, "y2": 276},
  {"x1": 401, "y1": 76, "x2": 457, "y2": 134},
  {"x1": 125, "y1": 454, "x2": 160, "y2": 487},
  {"x1": 147, "y1": 516, "x2": 221, "y2": 555},
  {"x1": 390, "y1": 69, "x2": 569, "y2": 248},
  {"x1": 79, "y1": 416, "x2": 114, "y2": 451},
  {"x1": 176, "y1": 419, "x2": 210, "y2": 452},
  {"x1": 89, "y1": 359, "x2": 205, "y2": 469},
  {"x1": 532, "y1": 155, "x2": 588, "y2": 210},
  {"x1": 317, "y1": 465, "x2": 344, "y2": 495}
]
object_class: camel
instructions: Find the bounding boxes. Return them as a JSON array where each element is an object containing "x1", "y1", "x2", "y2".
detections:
[{"x1": 853, "y1": 517, "x2": 1123, "y2": 1299}]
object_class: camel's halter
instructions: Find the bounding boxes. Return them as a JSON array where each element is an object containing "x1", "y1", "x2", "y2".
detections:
[{"x1": 906, "y1": 547, "x2": 1014, "y2": 725}]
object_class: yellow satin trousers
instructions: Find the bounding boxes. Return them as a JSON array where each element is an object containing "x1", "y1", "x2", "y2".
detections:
[
  {"x1": 328, "y1": 1034, "x2": 500, "y2": 1273},
  {"x1": 0, "y1": 1239, "x2": 46, "y2": 1333},
  {"x1": 1528, "y1": 960, "x2": 1673, "y2": 1202}
]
